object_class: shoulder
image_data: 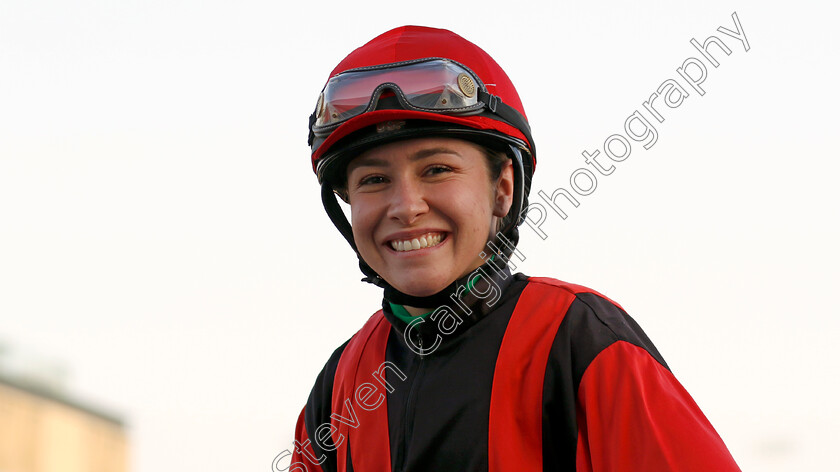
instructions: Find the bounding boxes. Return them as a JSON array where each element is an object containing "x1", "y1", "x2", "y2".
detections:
[
  {"x1": 519, "y1": 275, "x2": 654, "y2": 345},
  {"x1": 517, "y1": 275, "x2": 623, "y2": 310},
  {"x1": 515, "y1": 274, "x2": 669, "y2": 382}
]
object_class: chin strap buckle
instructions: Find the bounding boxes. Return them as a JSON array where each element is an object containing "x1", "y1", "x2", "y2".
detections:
[{"x1": 361, "y1": 275, "x2": 387, "y2": 288}]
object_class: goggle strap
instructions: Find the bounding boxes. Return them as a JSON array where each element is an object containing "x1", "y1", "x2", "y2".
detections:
[{"x1": 477, "y1": 90, "x2": 536, "y2": 158}]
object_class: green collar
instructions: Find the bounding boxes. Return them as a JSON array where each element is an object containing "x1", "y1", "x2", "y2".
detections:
[
  {"x1": 388, "y1": 265, "x2": 487, "y2": 324},
  {"x1": 388, "y1": 302, "x2": 427, "y2": 324}
]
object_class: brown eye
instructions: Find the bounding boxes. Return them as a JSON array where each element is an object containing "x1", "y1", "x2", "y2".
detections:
[
  {"x1": 359, "y1": 175, "x2": 386, "y2": 186},
  {"x1": 426, "y1": 166, "x2": 451, "y2": 176}
]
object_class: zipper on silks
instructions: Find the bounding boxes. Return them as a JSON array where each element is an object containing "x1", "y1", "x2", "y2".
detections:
[{"x1": 396, "y1": 331, "x2": 425, "y2": 472}]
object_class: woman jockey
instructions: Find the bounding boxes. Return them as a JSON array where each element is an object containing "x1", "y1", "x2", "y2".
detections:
[{"x1": 290, "y1": 26, "x2": 740, "y2": 471}]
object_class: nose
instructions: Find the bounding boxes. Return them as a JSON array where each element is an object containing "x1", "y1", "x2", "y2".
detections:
[{"x1": 387, "y1": 176, "x2": 429, "y2": 225}]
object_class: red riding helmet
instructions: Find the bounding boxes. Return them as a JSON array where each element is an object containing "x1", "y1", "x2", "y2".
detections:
[{"x1": 308, "y1": 26, "x2": 536, "y2": 295}]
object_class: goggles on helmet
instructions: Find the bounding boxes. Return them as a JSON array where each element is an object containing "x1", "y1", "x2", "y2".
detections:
[{"x1": 312, "y1": 58, "x2": 488, "y2": 131}]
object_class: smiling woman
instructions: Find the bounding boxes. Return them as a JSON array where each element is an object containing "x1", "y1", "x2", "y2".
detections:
[
  {"x1": 288, "y1": 25, "x2": 742, "y2": 471},
  {"x1": 345, "y1": 137, "x2": 513, "y2": 298}
]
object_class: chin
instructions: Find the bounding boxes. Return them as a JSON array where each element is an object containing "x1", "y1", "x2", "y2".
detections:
[{"x1": 389, "y1": 275, "x2": 451, "y2": 299}]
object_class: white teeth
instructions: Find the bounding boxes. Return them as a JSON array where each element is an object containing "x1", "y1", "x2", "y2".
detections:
[{"x1": 389, "y1": 232, "x2": 444, "y2": 252}]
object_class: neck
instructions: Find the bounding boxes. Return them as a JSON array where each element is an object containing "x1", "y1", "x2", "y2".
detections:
[
  {"x1": 402, "y1": 305, "x2": 431, "y2": 317},
  {"x1": 381, "y1": 261, "x2": 516, "y2": 349}
]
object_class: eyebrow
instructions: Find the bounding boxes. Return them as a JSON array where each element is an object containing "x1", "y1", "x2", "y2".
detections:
[{"x1": 351, "y1": 147, "x2": 463, "y2": 168}]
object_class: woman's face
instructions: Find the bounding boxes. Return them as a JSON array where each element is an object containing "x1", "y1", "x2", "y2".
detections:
[{"x1": 346, "y1": 137, "x2": 513, "y2": 298}]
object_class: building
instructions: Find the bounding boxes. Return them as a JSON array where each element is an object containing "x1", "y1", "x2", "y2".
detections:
[{"x1": 0, "y1": 371, "x2": 127, "y2": 472}]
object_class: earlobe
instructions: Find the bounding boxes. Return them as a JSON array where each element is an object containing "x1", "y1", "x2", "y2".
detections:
[{"x1": 493, "y1": 160, "x2": 515, "y2": 217}]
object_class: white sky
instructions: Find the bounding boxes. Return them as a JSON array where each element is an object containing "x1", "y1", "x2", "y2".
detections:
[{"x1": 1, "y1": 0, "x2": 838, "y2": 470}]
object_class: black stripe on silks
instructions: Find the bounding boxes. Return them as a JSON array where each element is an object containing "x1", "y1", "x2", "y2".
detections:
[
  {"x1": 572, "y1": 292, "x2": 669, "y2": 377},
  {"x1": 541, "y1": 292, "x2": 670, "y2": 471},
  {"x1": 385, "y1": 276, "x2": 530, "y2": 472},
  {"x1": 304, "y1": 339, "x2": 350, "y2": 472},
  {"x1": 345, "y1": 440, "x2": 354, "y2": 472}
]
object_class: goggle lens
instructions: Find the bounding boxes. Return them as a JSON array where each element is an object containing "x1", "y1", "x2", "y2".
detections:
[{"x1": 315, "y1": 59, "x2": 482, "y2": 128}]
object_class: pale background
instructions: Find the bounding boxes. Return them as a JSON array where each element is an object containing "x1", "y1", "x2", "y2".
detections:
[{"x1": 1, "y1": 0, "x2": 838, "y2": 470}]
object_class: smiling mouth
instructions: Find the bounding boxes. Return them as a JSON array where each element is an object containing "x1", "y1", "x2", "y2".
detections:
[{"x1": 389, "y1": 232, "x2": 445, "y2": 252}]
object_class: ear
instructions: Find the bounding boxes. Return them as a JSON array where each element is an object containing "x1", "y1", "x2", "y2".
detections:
[{"x1": 493, "y1": 159, "x2": 514, "y2": 218}]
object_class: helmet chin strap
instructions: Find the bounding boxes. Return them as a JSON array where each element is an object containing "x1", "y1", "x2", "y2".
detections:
[{"x1": 319, "y1": 143, "x2": 527, "y2": 308}]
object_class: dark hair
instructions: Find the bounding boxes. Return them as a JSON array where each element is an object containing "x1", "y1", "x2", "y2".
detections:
[{"x1": 479, "y1": 145, "x2": 522, "y2": 233}]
